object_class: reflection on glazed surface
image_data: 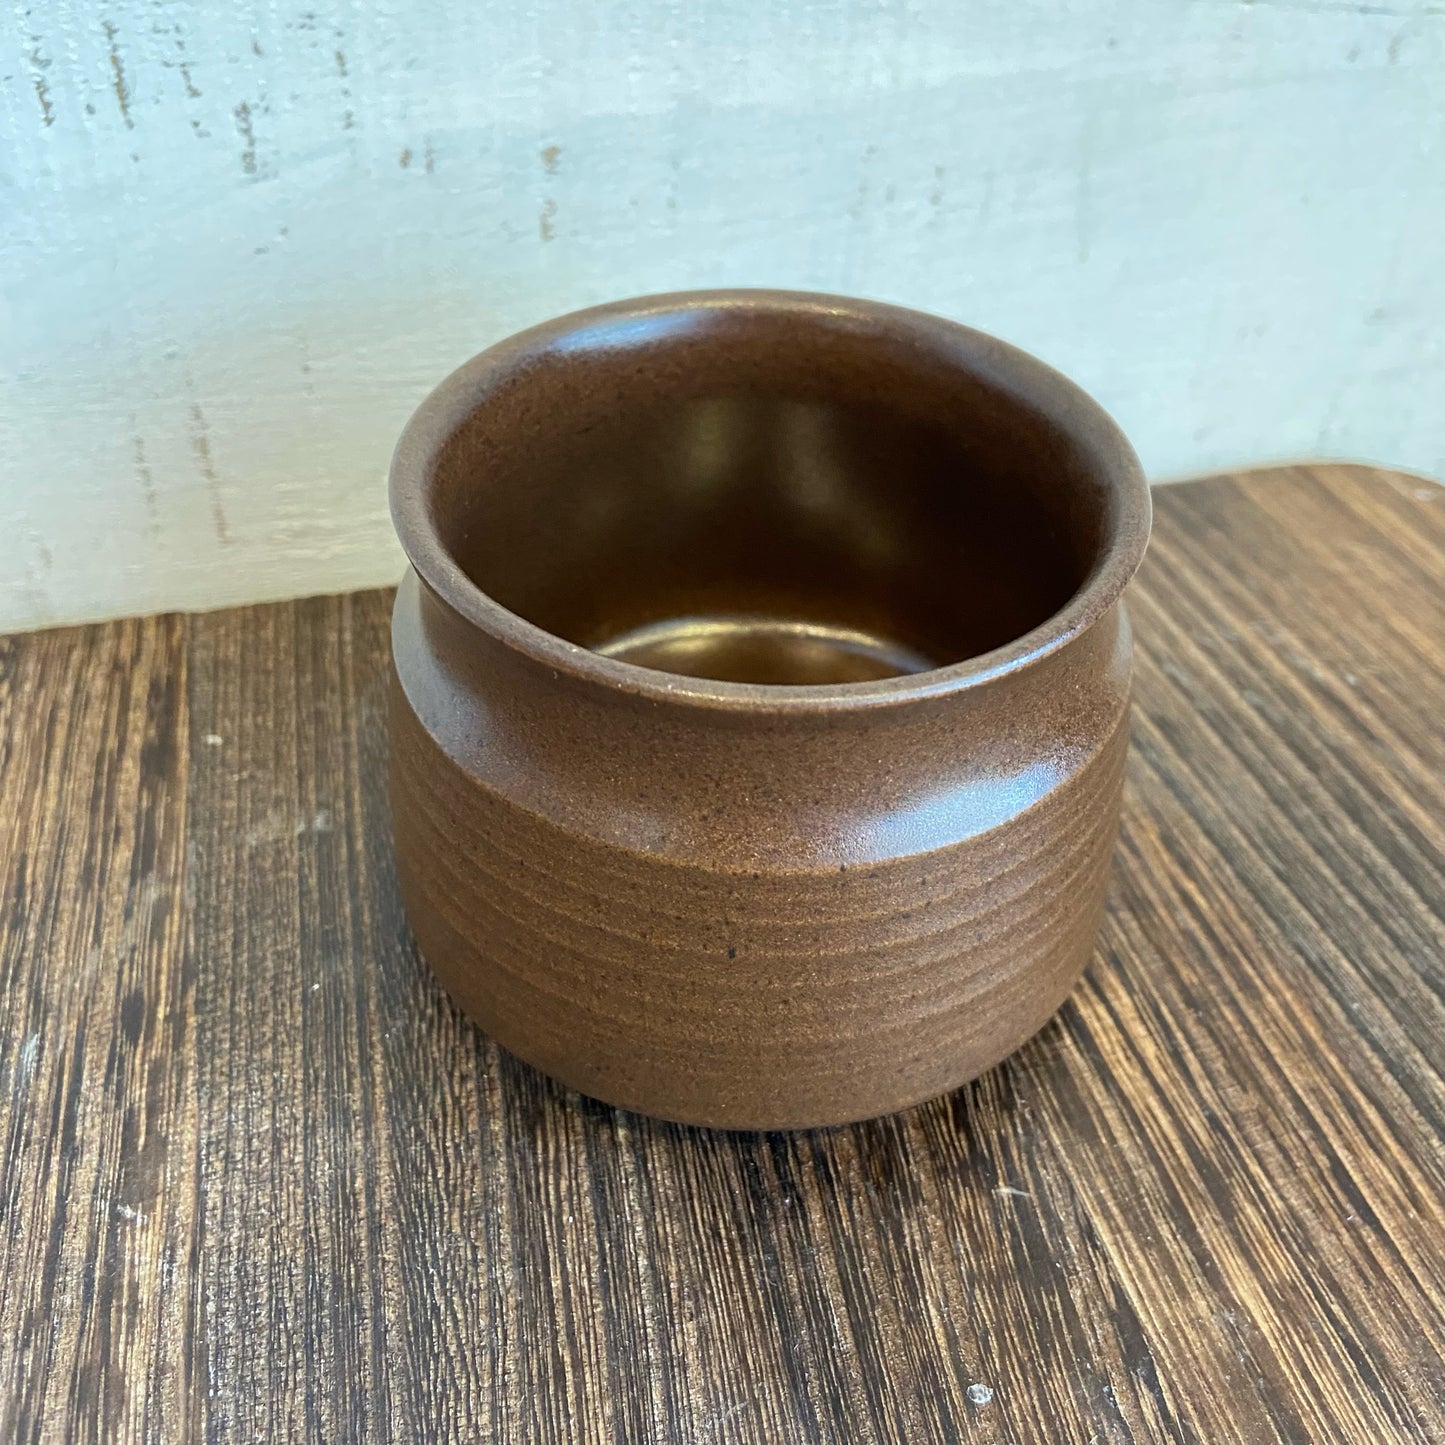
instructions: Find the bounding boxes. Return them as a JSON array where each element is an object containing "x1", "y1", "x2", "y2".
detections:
[
  {"x1": 855, "y1": 761, "x2": 1066, "y2": 859},
  {"x1": 595, "y1": 613, "x2": 939, "y2": 685}
]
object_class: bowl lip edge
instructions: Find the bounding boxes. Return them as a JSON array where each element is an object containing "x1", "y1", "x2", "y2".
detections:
[{"x1": 388, "y1": 288, "x2": 1152, "y2": 714}]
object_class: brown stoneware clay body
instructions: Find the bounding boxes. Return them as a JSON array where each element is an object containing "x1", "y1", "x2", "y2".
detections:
[{"x1": 388, "y1": 291, "x2": 1151, "y2": 1129}]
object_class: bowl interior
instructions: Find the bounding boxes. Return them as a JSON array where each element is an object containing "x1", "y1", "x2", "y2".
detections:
[{"x1": 423, "y1": 303, "x2": 1109, "y2": 686}]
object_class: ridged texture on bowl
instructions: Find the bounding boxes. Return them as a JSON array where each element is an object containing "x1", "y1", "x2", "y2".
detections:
[{"x1": 390, "y1": 573, "x2": 1133, "y2": 1128}]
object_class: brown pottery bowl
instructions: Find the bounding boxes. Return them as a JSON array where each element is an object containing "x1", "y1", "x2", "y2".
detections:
[{"x1": 388, "y1": 290, "x2": 1150, "y2": 1129}]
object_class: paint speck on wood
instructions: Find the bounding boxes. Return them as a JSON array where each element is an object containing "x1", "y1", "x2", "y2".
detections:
[
  {"x1": 233, "y1": 101, "x2": 256, "y2": 174},
  {"x1": 188, "y1": 401, "x2": 231, "y2": 544},
  {"x1": 28, "y1": 44, "x2": 54, "y2": 126},
  {"x1": 102, "y1": 19, "x2": 134, "y2": 129},
  {"x1": 331, "y1": 36, "x2": 354, "y2": 131},
  {"x1": 539, "y1": 146, "x2": 561, "y2": 238},
  {"x1": 131, "y1": 434, "x2": 159, "y2": 530}
]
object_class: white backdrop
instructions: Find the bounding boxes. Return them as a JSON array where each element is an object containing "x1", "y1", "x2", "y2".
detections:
[{"x1": 2, "y1": 0, "x2": 1442, "y2": 631}]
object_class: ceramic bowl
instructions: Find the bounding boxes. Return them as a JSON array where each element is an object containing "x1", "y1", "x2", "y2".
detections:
[{"x1": 388, "y1": 290, "x2": 1150, "y2": 1128}]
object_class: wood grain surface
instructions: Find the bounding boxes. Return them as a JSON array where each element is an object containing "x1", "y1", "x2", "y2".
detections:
[{"x1": 1, "y1": 464, "x2": 1442, "y2": 1443}]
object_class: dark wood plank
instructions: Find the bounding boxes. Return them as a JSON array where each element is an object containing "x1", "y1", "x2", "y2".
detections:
[
  {"x1": 1, "y1": 463, "x2": 1441, "y2": 1443},
  {"x1": 0, "y1": 617, "x2": 194, "y2": 1443}
]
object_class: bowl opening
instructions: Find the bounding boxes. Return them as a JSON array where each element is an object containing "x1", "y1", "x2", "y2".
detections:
[{"x1": 419, "y1": 300, "x2": 1119, "y2": 687}]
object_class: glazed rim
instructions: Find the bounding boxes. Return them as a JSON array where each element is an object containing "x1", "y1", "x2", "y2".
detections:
[{"x1": 390, "y1": 289, "x2": 1152, "y2": 713}]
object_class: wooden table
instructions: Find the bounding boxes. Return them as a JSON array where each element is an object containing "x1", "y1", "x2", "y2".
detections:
[{"x1": 2, "y1": 464, "x2": 1442, "y2": 1443}]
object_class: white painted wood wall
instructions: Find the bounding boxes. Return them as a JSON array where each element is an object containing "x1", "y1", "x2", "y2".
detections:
[{"x1": 3, "y1": 1, "x2": 1441, "y2": 632}]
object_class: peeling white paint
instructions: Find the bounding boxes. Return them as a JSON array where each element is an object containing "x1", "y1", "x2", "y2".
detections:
[
  {"x1": 1, "y1": 0, "x2": 1441, "y2": 631},
  {"x1": 12, "y1": 1033, "x2": 41, "y2": 1097},
  {"x1": 242, "y1": 807, "x2": 334, "y2": 848}
]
